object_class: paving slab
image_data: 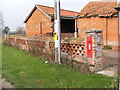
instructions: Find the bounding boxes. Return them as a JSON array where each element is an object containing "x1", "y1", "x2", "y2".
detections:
[
  {"x1": 96, "y1": 65, "x2": 118, "y2": 77},
  {"x1": 97, "y1": 70, "x2": 115, "y2": 77}
]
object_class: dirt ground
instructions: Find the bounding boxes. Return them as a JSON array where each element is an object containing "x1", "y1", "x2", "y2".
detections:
[{"x1": 103, "y1": 50, "x2": 119, "y2": 68}]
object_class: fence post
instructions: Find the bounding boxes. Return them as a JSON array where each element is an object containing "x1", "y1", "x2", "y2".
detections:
[{"x1": 85, "y1": 29, "x2": 103, "y2": 72}]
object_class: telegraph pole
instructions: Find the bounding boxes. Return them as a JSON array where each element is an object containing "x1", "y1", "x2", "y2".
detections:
[
  {"x1": 54, "y1": 0, "x2": 61, "y2": 64},
  {"x1": 0, "y1": 12, "x2": 4, "y2": 34}
]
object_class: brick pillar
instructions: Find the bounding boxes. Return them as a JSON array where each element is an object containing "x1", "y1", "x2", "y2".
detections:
[{"x1": 85, "y1": 29, "x2": 103, "y2": 72}]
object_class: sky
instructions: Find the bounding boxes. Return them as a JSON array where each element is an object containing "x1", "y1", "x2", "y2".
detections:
[{"x1": 0, "y1": 0, "x2": 118, "y2": 31}]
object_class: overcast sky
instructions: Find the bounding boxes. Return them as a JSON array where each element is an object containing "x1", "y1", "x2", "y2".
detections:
[{"x1": 0, "y1": 0, "x2": 117, "y2": 31}]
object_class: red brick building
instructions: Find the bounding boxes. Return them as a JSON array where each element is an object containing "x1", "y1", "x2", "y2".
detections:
[
  {"x1": 24, "y1": 2, "x2": 119, "y2": 50},
  {"x1": 24, "y1": 5, "x2": 78, "y2": 36},
  {"x1": 76, "y1": 1, "x2": 119, "y2": 50}
]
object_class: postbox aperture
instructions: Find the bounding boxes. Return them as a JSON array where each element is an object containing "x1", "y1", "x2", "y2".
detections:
[{"x1": 87, "y1": 37, "x2": 92, "y2": 58}]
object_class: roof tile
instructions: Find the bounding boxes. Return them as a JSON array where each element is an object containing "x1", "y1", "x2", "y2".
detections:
[
  {"x1": 36, "y1": 5, "x2": 78, "y2": 17},
  {"x1": 79, "y1": 1, "x2": 118, "y2": 17}
]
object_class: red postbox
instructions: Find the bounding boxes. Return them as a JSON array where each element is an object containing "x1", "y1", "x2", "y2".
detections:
[{"x1": 87, "y1": 37, "x2": 92, "y2": 58}]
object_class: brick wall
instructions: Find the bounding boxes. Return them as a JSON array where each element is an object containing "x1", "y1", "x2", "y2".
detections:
[
  {"x1": 85, "y1": 29, "x2": 103, "y2": 71},
  {"x1": 61, "y1": 33, "x2": 74, "y2": 39},
  {"x1": 77, "y1": 17, "x2": 119, "y2": 50},
  {"x1": 26, "y1": 8, "x2": 52, "y2": 36},
  {"x1": 107, "y1": 17, "x2": 119, "y2": 50},
  {"x1": 3, "y1": 30, "x2": 103, "y2": 72}
]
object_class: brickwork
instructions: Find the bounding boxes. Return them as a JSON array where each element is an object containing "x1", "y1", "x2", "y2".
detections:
[
  {"x1": 26, "y1": 8, "x2": 52, "y2": 36},
  {"x1": 85, "y1": 29, "x2": 103, "y2": 71},
  {"x1": 3, "y1": 30, "x2": 103, "y2": 72},
  {"x1": 44, "y1": 33, "x2": 74, "y2": 39},
  {"x1": 61, "y1": 33, "x2": 74, "y2": 39},
  {"x1": 49, "y1": 42, "x2": 85, "y2": 56},
  {"x1": 3, "y1": 36, "x2": 54, "y2": 60},
  {"x1": 77, "y1": 17, "x2": 119, "y2": 50}
]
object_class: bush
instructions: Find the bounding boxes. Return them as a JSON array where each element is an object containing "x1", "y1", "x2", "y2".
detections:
[{"x1": 104, "y1": 45, "x2": 112, "y2": 50}]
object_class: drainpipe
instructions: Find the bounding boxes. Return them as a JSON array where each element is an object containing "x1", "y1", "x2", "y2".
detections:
[
  {"x1": 74, "y1": 18, "x2": 78, "y2": 38},
  {"x1": 105, "y1": 18, "x2": 108, "y2": 46},
  {"x1": 115, "y1": 1, "x2": 120, "y2": 50},
  {"x1": 115, "y1": 2, "x2": 120, "y2": 35},
  {"x1": 40, "y1": 22, "x2": 42, "y2": 34}
]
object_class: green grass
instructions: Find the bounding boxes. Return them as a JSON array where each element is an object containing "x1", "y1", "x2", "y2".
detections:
[
  {"x1": 2, "y1": 44, "x2": 113, "y2": 88},
  {"x1": 104, "y1": 45, "x2": 112, "y2": 50},
  {"x1": 0, "y1": 44, "x2": 2, "y2": 76}
]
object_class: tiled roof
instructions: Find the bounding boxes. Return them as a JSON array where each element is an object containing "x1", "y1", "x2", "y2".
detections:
[
  {"x1": 36, "y1": 5, "x2": 78, "y2": 17},
  {"x1": 78, "y1": 1, "x2": 118, "y2": 17}
]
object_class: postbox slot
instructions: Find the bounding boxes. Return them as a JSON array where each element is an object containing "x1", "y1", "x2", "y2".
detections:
[{"x1": 87, "y1": 37, "x2": 92, "y2": 58}]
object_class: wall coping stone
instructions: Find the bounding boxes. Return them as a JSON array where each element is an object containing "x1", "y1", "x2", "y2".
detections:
[{"x1": 85, "y1": 29, "x2": 103, "y2": 33}]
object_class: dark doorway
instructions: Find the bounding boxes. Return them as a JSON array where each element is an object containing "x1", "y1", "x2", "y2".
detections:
[{"x1": 61, "y1": 19, "x2": 75, "y2": 33}]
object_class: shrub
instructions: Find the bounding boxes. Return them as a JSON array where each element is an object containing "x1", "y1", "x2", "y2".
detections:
[{"x1": 104, "y1": 45, "x2": 112, "y2": 50}]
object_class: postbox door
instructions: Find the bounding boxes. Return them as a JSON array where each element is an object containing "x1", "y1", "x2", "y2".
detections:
[{"x1": 87, "y1": 37, "x2": 92, "y2": 58}]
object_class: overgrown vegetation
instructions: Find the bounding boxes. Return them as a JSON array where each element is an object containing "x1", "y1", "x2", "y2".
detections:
[
  {"x1": 2, "y1": 44, "x2": 114, "y2": 88},
  {"x1": 104, "y1": 45, "x2": 112, "y2": 50},
  {"x1": 16, "y1": 26, "x2": 25, "y2": 35}
]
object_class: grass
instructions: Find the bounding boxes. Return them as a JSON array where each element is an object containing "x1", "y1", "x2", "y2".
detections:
[
  {"x1": 2, "y1": 44, "x2": 113, "y2": 88},
  {"x1": 0, "y1": 44, "x2": 2, "y2": 76},
  {"x1": 104, "y1": 45, "x2": 112, "y2": 50}
]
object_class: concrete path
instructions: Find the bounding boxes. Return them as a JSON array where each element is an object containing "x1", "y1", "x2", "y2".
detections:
[
  {"x1": 97, "y1": 66, "x2": 118, "y2": 77},
  {"x1": 103, "y1": 50, "x2": 119, "y2": 68},
  {"x1": 0, "y1": 78, "x2": 14, "y2": 89},
  {"x1": 97, "y1": 50, "x2": 119, "y2": 77}
]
